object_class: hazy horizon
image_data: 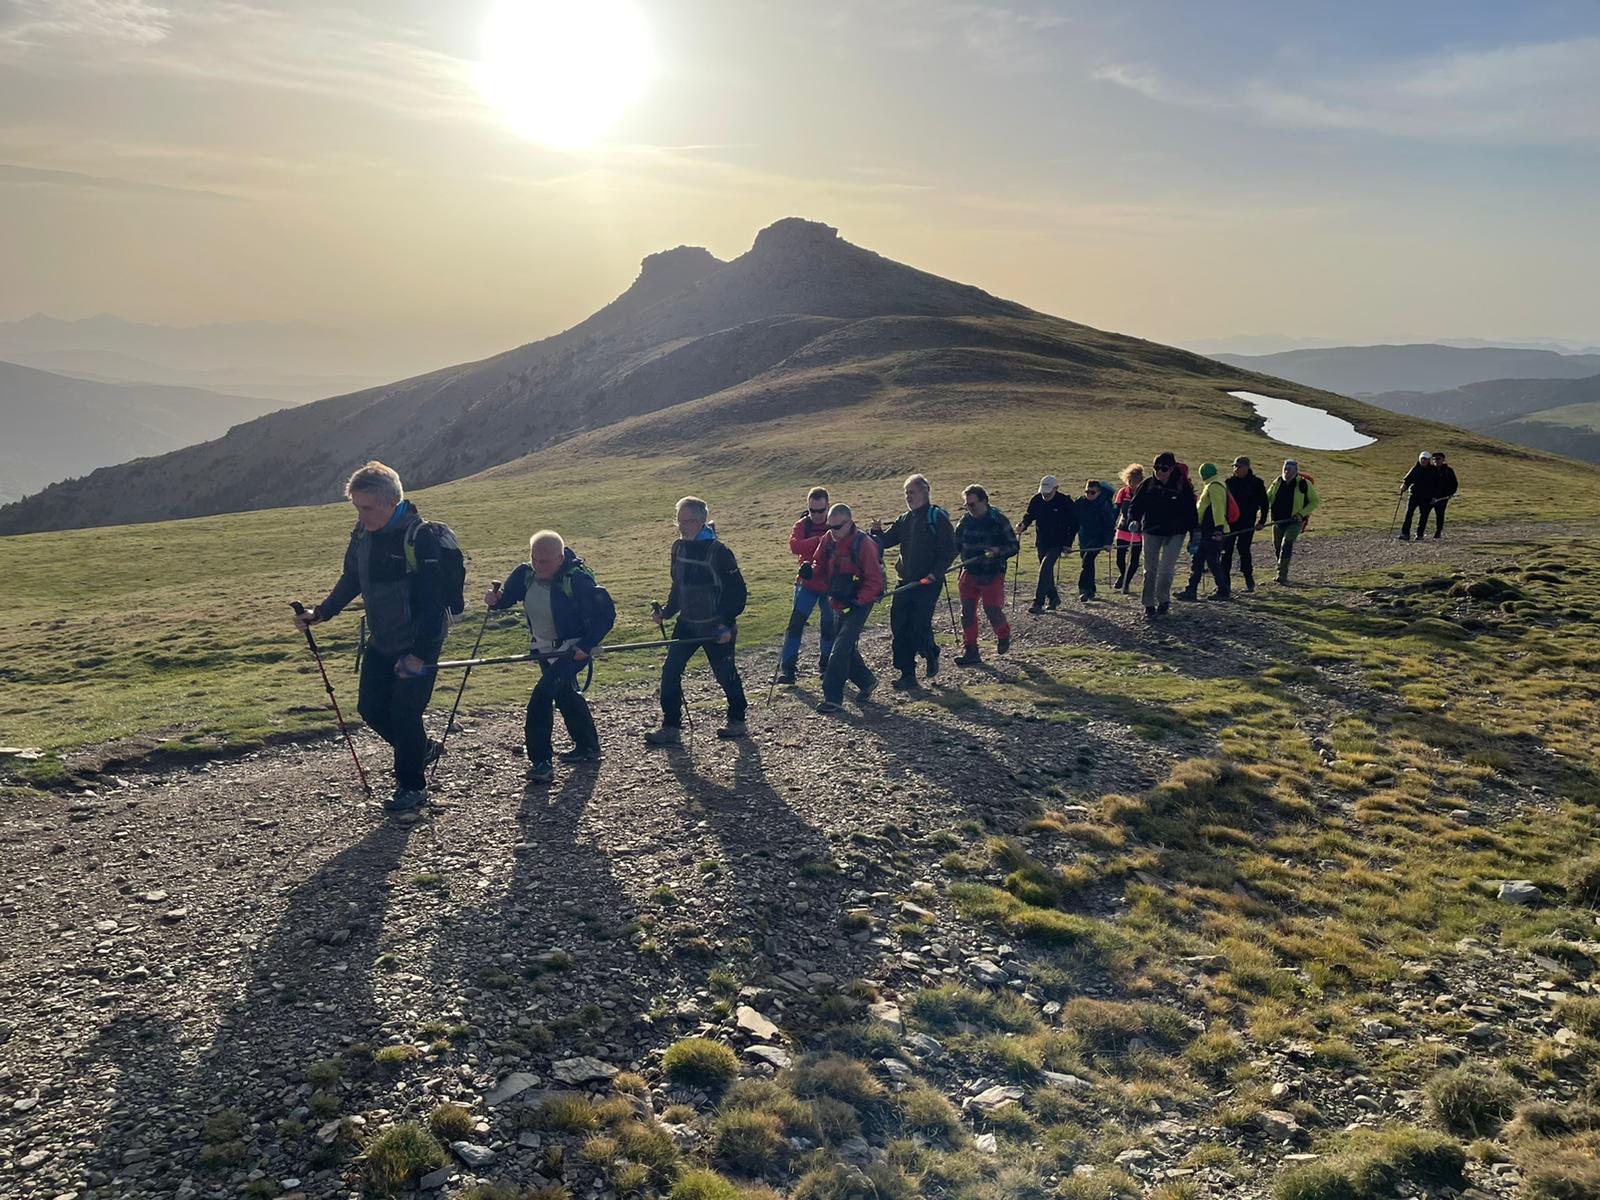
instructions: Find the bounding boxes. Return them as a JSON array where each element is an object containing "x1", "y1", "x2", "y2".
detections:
[{"x1": 3, "y1": 0, "x2": 1597, "y2": 366}]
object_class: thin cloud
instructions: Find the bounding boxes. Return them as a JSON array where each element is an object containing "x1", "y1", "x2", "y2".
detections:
[
  {"x1": 1, "y1": 0, "x2": 171, "y2": 47},
  {"x1": 1096, "y1": 36, "x2": 1600, "y2": 147},
  {"x1": 0, "y1": 159, "x2": 233, "y2": 198}
]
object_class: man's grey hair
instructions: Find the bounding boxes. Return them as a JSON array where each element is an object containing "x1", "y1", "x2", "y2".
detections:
[
  {"x1": 529, "y1": 530, "x2": 565, "y2": 556},
  {"x1": 827, "y1": 502, "x2": 853, "y2": 524},
  {"x1": 676, "y1": 496, "x2": 709, "y2": 521},
  {"x1": 345, "y1": 461, "x2": 403, "y2": 505},
  {"x1": 903, "y1": 473, "x2": 930, "y2": 500}
]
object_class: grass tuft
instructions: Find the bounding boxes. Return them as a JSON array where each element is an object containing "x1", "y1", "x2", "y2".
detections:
[
  {"x1": 361, "y1": 1123, "x2": 449, "y2": 1196},
  {"x1": 664, "y1": 1037, "x2": 740, "y2": 1090},
  {"x1": 1423, "y1": 1066, "x2": 1522, "y2": 1138}
]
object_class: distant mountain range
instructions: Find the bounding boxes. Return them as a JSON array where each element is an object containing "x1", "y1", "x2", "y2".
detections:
[
  {"x1": 1362, "y1": 374, "x2": 1600, "y2": 465},
  {"x1": 1191, "y1": 335, "x2": 1600, "y2": 358},
  {"x1": 1211, "y1": 345, "x2": 1600, "y2": 397},
  {"x1": 0, "y1": 361, "x2": 292, "y2": 505}
]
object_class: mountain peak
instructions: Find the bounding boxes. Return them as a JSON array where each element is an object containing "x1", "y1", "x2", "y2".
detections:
[{"x1": 750, "y1": 217, "x2": 841, "y2": 257}]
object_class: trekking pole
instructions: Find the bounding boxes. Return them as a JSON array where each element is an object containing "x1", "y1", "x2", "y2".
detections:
[
  {"x1": 434, "y1": 637, "x2": 721, "y2": 670},
  {"x1": 1388, "y1": 491, "x2": 1405, "y2": 536},
  {"x1": 289, "y1": 602, "x2": 371, "y2": 799},
  {"x1": 430, "y1": 580, "x2": 498, "y2": 782},
  {"x1": 652, "y1": 603, "x2": 695, "y2": 744}
]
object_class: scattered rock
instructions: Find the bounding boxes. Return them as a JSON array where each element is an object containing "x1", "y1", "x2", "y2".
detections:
[
  {"x1": 1498, "y1": 880, "x2": 1541, "y2": 906},
  {"x1": 450, "y1": 1142, "x2": 496, "y2": 1168},
  {"x1": 484, "y1": 1071, "x2": 540, "y2": 1107},
  {"x1": 968, "y1": 1085, "x2": 1026, "y2": 1114},
  {"x1": 735, "y1": 1005, "x2": 781, "y2": 1041},
  {"x1": 551, "y1": 1056, "x2": 617, "y2": 1085}
]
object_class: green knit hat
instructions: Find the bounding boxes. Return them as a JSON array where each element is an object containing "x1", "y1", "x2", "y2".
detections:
[{"x1": 1199, "y1": 462, "x2": 1218, "y2": 480}]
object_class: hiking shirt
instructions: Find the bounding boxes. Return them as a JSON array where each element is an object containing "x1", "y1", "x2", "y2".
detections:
[
  {"x1": 1267, "y1": 475, "x2": 1321, "y2": 524},
  {"x1": 1226, "y1": 471, "x2": 1269, "y2": 528},
  {"x1": 955, "y1": 507, "x2": 1020, "y2": 582},
  {"x1": 878, "y1": 502, "x2": 958, "y2": 583},
  {"x1": 1017, "y1": 491, "x2": 1077, "y2": 551},
  {"x1": 1433, "y1": 465, "x2": 1458, "y2": 499},
  {"x1": 1073, "y1": 485, "x2": 1117, "y2": 551},
  {"x1": 810, "y1": 528, "x2": 887, "y2": 611},
  {"x1": 789, "y1": 515, "x2": 831, "y2": 594},
  {"x1": 1196, "y1": 478, "x2": 1231, "y2": 537},
  {"x1": 662, "y1": 529, "x2": 747, "y2": 634},
  {"x1": 1128, "y1": 471, "x2": 1199, "y2": 538},
  {"x1": 317, "y1": 500, "x2": 447, "y2": 661},
  {"x1": 1402, "y1": 462, "x2": 1439, "y2": 501},
  {"x1": 493, "y1": 549, "x2": 617, "y2": 655}
]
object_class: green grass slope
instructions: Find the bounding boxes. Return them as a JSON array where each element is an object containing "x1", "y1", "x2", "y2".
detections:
[{"x1": 4, "y1": 308, "x2": 1600, "y2": 772}]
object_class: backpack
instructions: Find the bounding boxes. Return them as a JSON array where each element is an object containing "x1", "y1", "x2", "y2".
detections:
[
  {"x1": 1225, "y1": 490, "x2": 1242, "y2": 526},
  {"x1": 404, "y1": 520, "x2": 467, "y2": 624}
]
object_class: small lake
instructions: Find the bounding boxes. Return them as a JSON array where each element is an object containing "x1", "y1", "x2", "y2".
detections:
[{"x1": 1229, "y1": 390, "x2": 1377, "y2": 451}]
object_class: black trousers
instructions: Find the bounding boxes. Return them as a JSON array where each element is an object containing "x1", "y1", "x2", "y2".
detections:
[
  {"x1": 1078, "y1": 550, "x2": 1101, "y2": 597},
  {"x1": 1401, "y1": 496, "x2": 1432, "y2": 537},
  {"x1": 1034, "y1": 546, "x2": 1063, "y2": 606},
  {"x1": 1185, "y1": 536, "x2": 1230, "y2": 596},
  {"x1": 889, "y1": 578, "x2": 943, "y2": 673},
  {"x1": 358, "y1": 650, "x2": 437, "y2": 791},
  {"x1": 1429, "y1": 498, "x2": 1450, "y2": 536},
  {"x1": 821, "y1": 603, "x2": 876, "y2": 702},
  {"x1": 525, "y1": 657, "x2": 598, "y2": 763},
  {"x1": 660, "y1": 621, "x2": 746, "y2": 725},
  {"x1": 1221, "y1": 525, "x2": 1257, "y2": 587},
  {"x1": 1115, "y1": 541, "x2": 1141, "y2": 586}
]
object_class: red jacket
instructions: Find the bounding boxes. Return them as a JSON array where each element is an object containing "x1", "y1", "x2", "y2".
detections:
[
  {"x1": 790, "y1": 515, "x2": 830, "y2": 594},
  {"x1": 810, "y1": 527, "x2": 886, "y2": 611}
]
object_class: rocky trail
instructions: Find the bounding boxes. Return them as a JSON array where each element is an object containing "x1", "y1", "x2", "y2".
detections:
[{"x1": 1, "y1": 520, "x2": 1596, "y2": 1200}]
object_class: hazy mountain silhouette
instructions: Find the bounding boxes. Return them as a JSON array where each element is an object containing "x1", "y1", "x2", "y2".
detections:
[
  {"x1": 0, "y1": 361, "x2": 291, "y2": 505},
  {"x1": 1213, "y1": 345, "x2": 1600, "y2": 396},
  {"x1": 1363, "y1": 373, "x2": 1600, "y2": 465}
]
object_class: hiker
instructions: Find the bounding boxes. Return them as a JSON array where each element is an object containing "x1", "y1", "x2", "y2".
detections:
[
  {"x1": 871, "y1": 474, "x2": 957, "y2": 690},
  {"x1": 953, "y1": 484, "x2": 1019, "y2": 666},
  {"x1": 808, "y1": 503, "x2": 886, "y2": 712},
  {"x1": 1427, "y1": 452, "x2": 1458, "y2": 539},
  {"x1": 779, "y1": 487, "x2": 836, "y2": 683},
  {"x1": 485, "y1": 531, "x2": 616, "y2": 784},
  {"x1": 1073, "y1": 478, "x2": 1116, "y2": 601},
  {"x1": 1015, "y1": 474, "x2": 1076, "y2": 613},
  {"x1": 1178, "y1": 463, "x2": 1234, "y2": 602},
  {"x1": 1128, "y1": 452, "x2": 1197, "y2": 619},
  {"x1": 1113, "y1": 464, "x2": 1145, "y2": 592},
  {"x1": 1398, "y1": 451, "x2": 1437, "y2": 541},
  {"x1": 292, "y1": 461, "x2": 452, "y2": 813},
  {"x1": 1221, "y1": 455, "x2": 1269, "y2": 592},
  {"x1": 1266, "y1": 459, "x2": 1321, "y2": 583},
  {"x1": 645, "y1": 497, "x2": 749, "y2": 745}
]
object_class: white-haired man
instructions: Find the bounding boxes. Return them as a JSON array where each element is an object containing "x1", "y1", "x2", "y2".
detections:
[
  {"x1": 293, "y1": 461, "x2": 450, "y2": 812},
  {"x1": 871, "y1": 474, "x2": 957, "y2": 691}
]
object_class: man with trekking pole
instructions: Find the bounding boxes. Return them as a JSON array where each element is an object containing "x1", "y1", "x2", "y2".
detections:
[
  {"x1": 1266, "y1": 459, "x2": 1320, "y2": 584},
  {"x1": 485, "y1": 530, "x2": 616, "y2": 784},
  {"x1": 1397, "y1": 451, "x2": 1437, "y2": 542},
  {"x1": 778, "y1": 487, "x2": 836, "y2": 685},
  {"x1": 872, "y1": 474, "x2": 957, "y2": 692},
  {"x1": 645, "y1": 497, "x2": 749, "y2": 746},
  {"x1": 1016, "y1": 475, "x2": 1075, "y2": 614},
  {"x1": 292, "y1": 462, "x2": 455, "y2": 813},
  {"x1": 1128, "y1": 451, "x2": 1197, "y2": 620},
  {"x1": 808, "y1": 504, "x2": 885, "y2": 713}
]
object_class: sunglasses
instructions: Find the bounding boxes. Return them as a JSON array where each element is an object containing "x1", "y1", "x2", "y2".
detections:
[
  {"x1": 809, "y1": 507, "x2": 827, "y2": 515},
  {"x1": 827, "y1": 522, "x2": 850, "y2": 531},
  {"x1": 1154, "y1": 465, "x2": 1173, "y2": 473}
]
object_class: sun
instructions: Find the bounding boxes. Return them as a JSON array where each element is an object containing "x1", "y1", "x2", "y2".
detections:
[{"x1": 476, "y1": 0, "x2": 656, "y2": 150}]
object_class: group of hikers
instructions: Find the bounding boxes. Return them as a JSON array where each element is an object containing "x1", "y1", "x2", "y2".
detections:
[
  {"x1": 290, "y1": 450, "x2": 1454, "y2": 811},
  {"x1": 1398, "y1": 450, "x2": 1459, "y2": 541}
]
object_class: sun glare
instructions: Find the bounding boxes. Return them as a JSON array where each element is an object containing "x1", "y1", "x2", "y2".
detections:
[{"x1": 477, "y1": 0, "x2": 656, "y2": 150}]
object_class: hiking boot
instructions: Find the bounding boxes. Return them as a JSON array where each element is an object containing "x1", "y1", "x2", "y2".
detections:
[
  {"x1": 423, "y1": 738, "x2": 444, "y2": 768},
  {"x1": 955, "y1": 646, "x2": 982, "y2": 667},
  {"x1": 527, "y1": 760, "x2": 555, "y2": 784},
  {"x1": 857, "y1": 676, "x2": 878, "y2": 703},
  {"x1": 1244, "y1": 579, "x2": 1256, "y2": 593},
  {"x1": 1210, "y1": 590, "x2": 1232, "y2": 601},
  {"x1": 1079, "y1": 592, "x2": 1092, "y2": 603},
  {"x1": 1144, "y1": 606, "x2": 1157, "y2": 620},
  {"x1": 384, "y1": 786, "x2": 427, "y2": 813},
  {"x1": 1432, "y1": 532, "x2": 1442, "y2": 540},
  {"x1": 1176, "y1": 589, "x2": 1198, "y2": 602},
  {"x1": 778, "y1": 661, "x2": 797, "y2": 685},
  {"x1": 715, "y1": 720, "x2": 747, "y2": 740},
  {"x1": 558, "y1": 745, "x2": 602, "y2": 763},
  {"x1": 1046, "y1": 599, "x2": 1060, "y2": 610},
  {"x1": 925, "y1": 646, "x2": 940, "y2": 678},
  {"x1": 1397, "y1": 533, "x2": 1410, "y2": 541},
  {"x1": 643, "y1": 726, "x2": 681, "y2": 747},
  {"x1": 891, "y1": 672, "x2": 917, "y2": 691},
  {"x1": 1028, "y1": 601, "x2": 1044, "y2": 615},
  {"x1": 1157, "y1": 602, "x2": 1170, "y2": 615},
  {"x1": 997, "y1": 636, "x2": 1011, "y2": 655},
  {"x1": 816, "y1": 699, "x2": 843, "y2": 714}
]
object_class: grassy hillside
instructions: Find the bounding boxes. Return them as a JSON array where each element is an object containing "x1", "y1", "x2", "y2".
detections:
[{"x1": 5, "y1": 339, "x2": 1600, "y2": 777}]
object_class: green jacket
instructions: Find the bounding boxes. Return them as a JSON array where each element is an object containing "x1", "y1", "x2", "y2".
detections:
[{"x1": 1266, "y1": 475, "x2": 1320, "y2": 523}]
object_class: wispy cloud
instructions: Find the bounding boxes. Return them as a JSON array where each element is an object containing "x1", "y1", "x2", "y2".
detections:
[
  {"x1": 0, "y1": 159, "x2": 234, "y2": 198},
  {"x1": 1, "y1": 0, "x2": 172, "y2": 47},
  {"x1": 1095, "y1": 36, "x2": 1600, "y2": 147}
]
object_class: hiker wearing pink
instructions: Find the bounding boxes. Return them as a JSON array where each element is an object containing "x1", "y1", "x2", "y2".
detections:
[{"x1": 1113, "y1": 463, "x2": 1145, "y2": 592}]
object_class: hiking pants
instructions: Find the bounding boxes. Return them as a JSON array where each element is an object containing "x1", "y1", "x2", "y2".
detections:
[
  {"x1": 660, "y1": 620, "x2": 747, "y2": 726},
  {"x1": 821, "y1": 602, "x2": 876, "y2": 703},
  {"x1": 1221, "y1": 525, "x2": 1256, "y2": 588},
  {"x1": 358, "y1": 651, "x2": 438, "y2": 791},
  {"x1": 1272, "y1": 520, "x2": 1303, "y2": 582},
  {"x1": 958, "y1": 572, "x2": 1010, "y2": 647},
  {"x1": 889, "y1": 578, "x2": 942, "y2": 673},
  {"x1": 1115, "y1": 540, "x2": 1141, "y2": 587},
  {"x1": 525, "y1": 657, "x2": 598, "y2": 764},
  {"x1": 781, "y1": 586, "x2": 836, "y2": 669},
  {"x1": 1140, "y1": 533, "x2": 1185, "y2": 608},
  {"x1": 1429, "y1": 498, "x2": 1450, "y2": 537},
  {"x1": 1401, "y1": 495, "x2": 1431, "y2": 537},
  {"x1": 1184, "y1": 535, "x2": 1229, "y2": 597},
  {"x1": 1078, "y1": 550, "x2": 1101, "y2": 598},
  {"x1": 1034, "y1": 546, "x2": 1063, "y2": 607}
]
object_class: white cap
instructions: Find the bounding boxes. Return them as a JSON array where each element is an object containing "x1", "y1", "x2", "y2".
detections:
[
  {"x1": 1418, "y1": 450, "x2": 1432, "y2": 461},
  {"x1": 1040, "y1": 475, "x2": 1058, "y2": 491}
]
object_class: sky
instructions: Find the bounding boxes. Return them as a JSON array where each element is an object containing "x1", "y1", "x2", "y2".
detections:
[{"x1": 1, "y1": 0, "x2": 1596, "y2": 372}]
